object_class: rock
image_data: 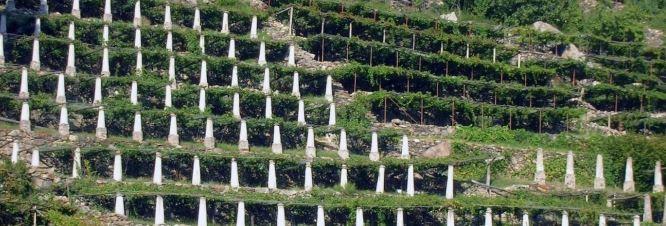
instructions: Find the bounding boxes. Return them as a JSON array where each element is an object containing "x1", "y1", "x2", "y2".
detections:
[
  {"x1": 561, "y1": 44, "x2": 585, "y2": 60},
  {"x1": 420, "y1": 141, "x2": 452, "y2": 158},
  {"x1": 440, "y1": 12, "x2": 458, "y2": 23},
  {"x1": 532, "y1": 21, "x2": 561, "y2": 34},
  {"x1": 579, "y1": 0, "x2": 597, "y2": 13},
  {"x1": 645, "y1": 28, "x2": 663, "y2": 47}
]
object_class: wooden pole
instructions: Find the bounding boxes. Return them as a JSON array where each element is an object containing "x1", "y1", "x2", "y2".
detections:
[
  {"x1": 420, "y1": 98, "x2": 424, "y2": 125},
  {"x1": 445, "y1": 61, "x2": 449, "y2": 76},
  {"x1": 407, "y1": 77, "x2": 410, "y2": 92},
  {"x1": 538, "y1": 110, "x2": 542, "y2": 133},
  {"x1": 418, "y1": 56, "x2": 422, "y2": 71},
  {"x1": 320, "y1": 18, "x2": 325, "y2": 61},
  {"x1": 614, "y1": 94, "x2": 618, "y2": 111},
  {"x1": 436, "y1": 82, "x2": 439, "y2": 97},
  {"x1": 353, "y1": 73, "x2": 357, "y2": 93},
  {"x1": 500, "y1": 71, "x2": 504, "y2": 84},
  {"x1": 383, "y1": 96, "x2": 387, "y2": 123},
  {"x1": 288, "y1": 7, "x2": 293, "y2": 36},
  {"x1": 508, "y1": 110, "x2": 512, "y2": 130},
  {"x1": 451, "y1": 101, "x2": 455, "y2": 126},
  {"x1": 369, "y1": 47, "x2": 373, "y2": 66},
  {"x1": 395, "y1": 51, "x2": 399, "y2": 67}
]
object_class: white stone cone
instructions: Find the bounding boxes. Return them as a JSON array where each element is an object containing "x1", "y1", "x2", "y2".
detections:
[
  {"x1": 164, "y1": 85, "x2": 172, "y2": 108},
  {"x1": 6, "y1": 0, "x2": 15, "y2": 12},
  {"x1": 103, "y1": 0, "x2": 112, "y2": 23},
  {"x1": 58, "y1": 105, "x2": 69, "y2": 138},
  {"x1": 446, "y1": 208, "x2": 455, "y2": 226},
  {"x1": 221, "y1": 11, "x2": 229, "y2": 34},
  {"x1": 465, "y1": 43, "x2": 469, "y2": 58},
  {"x1": 68, "y1": 22, "x2": 75, "y2": 41},
  {"x1": 65, "y1": 43, "x2": 76, "y2": 76},
  {"x1": 236, "y1": 201, "x2": 245, "y2": 226},
  {"x1": 30, "y1": 38, "x2": 40, "y2": 71},
  {"x1": 561, "y1": 211, "x2": 569, "y2": 226},
  {"x1": 133, "y1": 112, "x2": 143, "y2": 142},
  {"x1": 164, "y1": 5, "x2": 172, "y2": 30},
  {"x1": 96, "y1": 107, "x2": 107, "y2": 140},
  {"x1": 355, "y1": 208, "x2": 364, "y2": 226},
  {"x1": 192, "y1": 155, "x2": 201, "y2": 185},
  {"x1": 297, "y1": 99, "x2": 306, "y2": 125},
  {"x1": 534, "y1": 148, "x2": 546, "y2": 185},
  {"x1": 644, "y1": 194, "x2": 652, "y2": 222},
  {"x1": 19, "y1": 101, "x2": 30, "y2": 132},
  {"x1": 155, "y1": 196, "x2": 165, "y2": 225},
  {"x1": 231, "y1": 65, "x2": 239, "y2": 87},
  {"x1": 328, "y1": 103, "x2": 336, "y2": 126},
  {"x1": 136, "y1": 51, "x2": 143, "y2": 72},
  {"x1": 599, "y1": 214, "x2": 606, "y2": 226},
  {"x1": 268, "y1": 160, "x2": 277, "y2": 189},
  {"x1": 265, "y1": 96, "x2": 272, "y2": 119},
  {"x1": 11, "y1": 141, "x2": 19, "y2": 164},
  {"x1": 594, "y1": 154, "x2": 605, "y2": 190},
  {"x1": 193, "y1": 7, "x2": 201, "y2": 32},
  {"x1": 522, "y1": 212, "x2": 529, "y2": 226},
  {"x1": 230, "y1": 158, "x2": 240, "y2": 188},
  {"x1": 199, "y1": 88, "x2": 206, "y2": 112},
  {"x1": 204, "y1": 118, "x2": 215, "y2": 149},
  {"x1": 258, "y1": 42, "x2": 267, "y2": 65},
  {"x1": 305, "y1": 127, "x2": 316, "y2": 159},
  {"x1": 325, "y1": 75, "x2": 333, "y2": 102},
  {"x1": 291, "y1": 72, "x2": 300, "y2": 97},
  {"x1": 317, "y1": 205, "x2": 325, "y2": 226},
  {"x1": 271, "y1": 125, "x2": 282, "y2": 154},
  {"x1": 492, "y1": 48, "x2": 496, "y2": 63},
  {"x1": 624, "y1": 157, "x2": 635, "y2": 192},
  {"x1": 0, "y1": 15, "x2": 5, "y2": 34},
  {"x1": 115, "y1": 193, "x2": 124, "y2": 216},
  {"x1": 133, "y1": 0, "x2": 141, "y2": 28},
  {"x1": 565, "y1": 151, "x2": 576, "y2": 189},
  {"x1": 340, "y1": 164, "x2": 348, "y2": 188},
  {"x1": 199, "y1": 60, "x2": 208, "y2": 87},
  {"x1": 19, "y1": 67, "x2": 28, "y2": 99},
  {"x1": 34, "y1": 18, "x2": 41, "y2": 36},
  {"x1": 277, "y1": 203, "x2": 286, "y2": 226},
  {"x1": 102, "y1": 25, "x2": 109, "y2": 44},
  {"x1": 93, "y1": 76, "x2": 102, "y2": 105},
  {"x1": 662, "y1": 196, "x2": 666, "y2": 223},
  {"x1": 654, "y1": 161, "x2": 663, "y2": 192},
  {"x1": 113, "y1": 151, "x2": 122, "y2": 181},
  {"x1": 369, "y1": 131, "x2": 379, "y2": 161},
  {"x1": 233, "y1": 93, "x2": 241, "y2": 119},
  {"x1": 376, "y1": 165, "x2": 385, "y2": 193},
  {"x1": 198, "y1": 197, "x2": 207, "y2": 226},
  {"x1": 168, "y1": 56, "x2": 176, "y2": 86},
  {"x1": 406, "y1": 164, "x2": 415, "y2": 196},
  {"x1": 31, "y1": 149, "x2": 39, "y2": 167},
  {"x1": 228, "y1": 39, "x2": 236, "y2": 59},
  {"x1": 168, "y1": 113, "x2": 179, "y2": 146},
  {"x1": 396, "y1": 208, "x2": 404, "y2": 226},
  {"x1": 101, "y1": 47, "x2": 110, "y2": 77},
  {"x1": 287, "y1": 44, "x2": 296, "y2": 66},
  {"x1": 400, "y1": 135, "x2": 409, "y2": 159},
  {"x1": 0, "y1": 34, "x2": 5, "y2": 67},
  {"x1": 55, "y1": 73, "x2": 66, "y2": 104},
  {"x1": 238, "y1": 120, "x2": 249, "y2": 152},
  {"x1": 250, "y1": 16, "x2": 258, "y2": 39},
  {"x1": 262, "y1": 67, "x2": 270, "y2": 94},
  {"x1": 518, "y1": 54, "x2": 522, "y2": 68},
  {"x1": 446, "y1": 165, "x2": 454, "y2": 199},
  {"x1": 304, "y1": 161, "x2": 313, "y2": 191},
  {"x1": 130, "y1": 81, "x2": 138, "y2": 105},
  {"x1": 633, "y1": 215, "x2": 640, "y2": 226},
  {"x1": 338, "y1": 129, "x2": 349, "y2": 160},
  {"x1": 199, "y1": 35, "x2": 205, "y2": 54},
  {"x1": 484, "y1": 208, "x2": 492, "y2": 226},
  {"x1": 153, "y1": 152, "x2": 162, "y2": 185},
  {"x1": 166, "y1": 32, "x2": 173, "y2": 52}
]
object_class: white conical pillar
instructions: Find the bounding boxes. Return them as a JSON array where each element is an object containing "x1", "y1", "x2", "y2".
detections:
[
  {"x1": 277, "y1": 203, "x2": 286, "y2": 226},
  {"x1": 58, "y1": 105, "x2": 69, "y2": 138},
  {"x1": 446, "y1": 208, "x2": 455, "y2": 226},
  {"x1": 268, "y1": 160, "x2": 277, "y2": 189},
  {"x1": 19, "y1": 101, "x2": 30, "y2": 132},
  {"x1": 644, "y1": 194, "x2": 653, "y2": 223},
  {"x1": 325, "y1": 75, "x2": 333, "y2": 102},
  {"x1": 230, "y1": 158, "x2": 240, "y2": 188},
  {"x1": 31, "y1": 149, "x2": 39, "y2": 167},
  {"x1": 287, "y1": 44, "x2": 296, "y2": 66},
  {"x1": 93, "y1": 76, "x2": 102, "y2": 105},
  {"x1": 465, "y1": 43, "x2": 469, "y2": 59},
  {"x1": 5, "y1": 1, "x2": 15, "y2": 12},
  {"x1": 30, "y1": 38, "x2": 40, "y2": 71},
  {"x1": 96, "y1": 107, "x2": 107, "y2": 140},
  {"x1": 153, "y1": 152, "x2": 162, "y2": 185},
  {"x1": 304, "y1": 161, "x2": 313, "y2": 191},
  {"x1": 400, "y1": 135, "x2": 409, "y2": 159},
  {"x1": 271, "y1": 125, "x2": 282, "y2": 154},
  {"x1": 103, "y1": 0, "x2": 112, "y2": 23},
  {"x1": 39, "y1": 0, "x2": 49, "y2": 15},
  {"x1": 369, "y1": 131, "x2": 379, "y2": 161},
  {"x1": 561, "y1": 211, "x2": 569, "y2": 226},
  {"x1": 67, "y1": 22, "x2": 75, "y2": 41},
  {"x1": 164, "y1": 5, "x2": 172, "y2": 30},
  {"x1": 522, "y1": 212, "x2": 529, "y2": 226},
  {"x1": 56, "y1": 73, "x2": 66, "y2": 104},
  {"x1": 168, "y1": 113, "x2": 179, "y2": 146},
  {"x1": 624, "y1": 157, "x2": 635, "y2": 192},
  {"x1": 376, "y1": 165, "x2": 385, "y2": 193},
  {"x1": 113, "y1": 151, "x2": 122, "y2": 181},
  {"x1": 262, "y1": 67, "x2": 270, "y2": 94},
  {"x1": 233, "y1": 93, "x2": 241, "y2": 119},
  {"x1": 221, "y1": 11, "x2": 229, "y2": 34},
  {"x1": 228, "y1": 39, "x2": 236, "y2": 59},
  {"x1": 102, "y1": 25, "x2": 109, "y2": 44},
  {"x1": 115, "y1": 193, "x2": 124, "y2": 216},
  {"x1": 291, "y1": 72, "x2": 300, "y2": 97},
  {"x1": 19, "y1": 67, "x2": 29, "y2": 99},
  {"x1": 133, "y1": 112, "x2": 143, "y2": 142},
  {"x1": 72, "y1": 147, "x2": 81, "y2": 178},
  {"x1": 199, "y1": 35, "x2": 205, "y2": 54},
  {"x1": 534, "y1": 148, "x2": 546, "y2": 185},
  {"x1": 101, "y1": 47, "x2": 110, "y2": 77},
  {"x1": 250, "y1": 16, "x2": 258, "y2": 39},
  {"x1": 265, "y1": 96, "x2": 272, "y2": 119},
  {"x1": 231, "y1": 65, "x2": 239, "y2": 87},
  {"x1": 155, "y1": 196, "x2": 165, "y2": 225},
  {"x1": 662, "y1": 196, "x2": 666, "y2": 223},
  {"x1": 654, "y1": 161, "x2": 663, "y2": 192},
  {"x1": 396, "y1": 208, "x2": 404, "y2": 226},
  {"x1": 166, "y1": 32, "x2": 173, "y2": 52},
  {"x1": 305, "y1": 127, "x2": 316, "y2": 159},
  {"x1": 65, "y1": 43, "x2": 76, "y2": 76},
  {"x1": 192, "y1": 155, "x2": 201, "y2": 185},
  {"x1": 518, "y1": 54, "x2": 522, "y2": 68},
  {"x1": 565, "y1": 151, "x2": 576, "y2": 189},
  {"x1": 598, "y1": 214, "x2": 606, "y2": 226},
  {"x1": 355, "y1": 208, "x2": 364, "y2": 226},
  {"x1": 199, "y1": 88, "x2": 206, "y2": 112},
  {"x1": 130, "y1": 81, "x2": 138, "y2": 105},
  {"x1": 193, "y1": 7, "x2": 201, "y2": 32},
  {"x1": 199, "y1": 60, "x2": 208, "y2": 87},
  {"x1": 236, "y1": 201, "x2": 245, "y2": 226},
  {"x1": 167, "y1": 56, "x2": 176, "y2": 88},
  {"x1": 166, "y1": 83, "x2": 174, "y2": 106},
  {"x1": 297, "y1": 99, "x2": 306, "y2": 125},
  {"x1": 446, "y1": 165, "x2": 454, "y2": 199},
  {"x1": 328, "y1": 103, "x2": 336, "y2": 126},
  {"x1": 204, "y1": 118, "x2": 215, "y2": 149},
  {"x1": 633, "y1": 215, "x2": 640, "y2": 226},
  {"x1": 484, "y1": 208, "x2": 492, "y2": 226},
  {"x1": 0, "y1": 34, "x2": 5, "y2": 67},
  {"x1": 338, "y1": 129, "x2": 349, "y2": 160},
  {"x1": 257, "y1": 42, "x2": 266, "y2": 66},
  {"x1": 406, "y1": 164, "x2": 415, "y2": 196},
  {"x1": 35, "y1": 17, "x2": 42, "y2": 34},
  {"x1": 316, "y1": 205, "x2": 325, "y2": 226},
  {"x1": 238, "y1": 120, "x2": 249, "y2": 152},
  {"x1": 133, "y1": 0, "x2": 141, "y2": 28},
  {"x1": 340, "y1": 164, "x2": 348, "y2": 188},
  {"x1": 198, "y1": 197, "x2": 207, "y2": 226},
  {"x1": 594, "y1": 154, "x2": 605, "y2": 190},
  {"x1": 492, "y1": 48, "x2": 496, "y2": 63},
  {"x1": 11, "y1": 141, "x2": 19, "y2": 164},
  {"x1": 0, "y1": 14, "x2": 5, "y2": 34}
]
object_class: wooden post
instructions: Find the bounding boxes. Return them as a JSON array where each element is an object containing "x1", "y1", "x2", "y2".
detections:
[
  {"x1": 407, "y1": 77, "x2": 410, "y2": 92},
  {"x1": 412, "y1": 33, "x2": 416, "y2": 50},
  {"x1": 395, "y1": 51, "x2": 399, "y2": 67},
  {"x1": 369, "y1": 47, "x2": 373, "y2": 66},
  {"x1": 508, "y1": 110, "x2": 512, "y2": 130},
  {"x1": 373, "y1": 10, "x2": 377, "y2": 21},
  {"x1": 572, "y1": 69, "x2": 576, "y2": 86},
  {"x1": 445, "y1": 61, "x2": 449, "y2": 76},
  {"x1": 418, "y1": 57, "x2": 422, "y2": 71},
  {"x1": 553, "y1": 96, "x2": 557, "y2": 108},
  {"x1": 382, "y1": 29, "x2": 386, "y2": 43},
  {"x1": 500, "y1": 71, "x2": 504, "y2": 84},
  {"x1": 383, "y1": 96, "x2": 387, "y2": 123},
  {"x1": 288, "y1": 7, "x2": 293, "y2": 36},
  {"x1": 529, "y1": 97, "x2": 532, "y2": 107},
  {"x1": 481, "y1": 106, "x2": 484, "y2": 128},
  {"x1": 538, "y1": 110, "x2": 542, "y2": 133},
  {"x1": 353, "y1": 73, "x2": 357, "y2": 93},
  {"x1": 420, "y1": 98, "x2": 424, "y2": 125},
  {"x1": 320, "y1": 18, "x2": 325, "y2": 61},
  {"x1": 470, "y1": 69, "x2": 474, "y2": 80},
  {"x1": 451, "y1": 101, "x2": 456, "y2": 126},
  {"x1": 614, "y1": 94, "x2": 618, "y2": 111},
  {"x1": 523, "y1": 74, "x2": 527, "y2": 86},
  {"x1": 436, "y1": 82, "x2": 439, "y2": 97}
]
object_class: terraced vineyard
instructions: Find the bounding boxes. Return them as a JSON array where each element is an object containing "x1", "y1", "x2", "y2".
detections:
[{"x1": 0, "y1": 0, "x2": 664, "y2": 225}]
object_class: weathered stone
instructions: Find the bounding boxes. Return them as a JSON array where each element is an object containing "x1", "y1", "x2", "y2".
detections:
[
  {"x1": 532, "y1": 21, "x2": 561, "y2": 33},
  {"x1": 440, "y1": 12, "x2": 458, "y2": 23},
  {"x1": 421, "y1": 141, "x2": 452, "y2": 158},
  {"x1": 561, "y1": 44, "x2": 585, "y2": 61}
]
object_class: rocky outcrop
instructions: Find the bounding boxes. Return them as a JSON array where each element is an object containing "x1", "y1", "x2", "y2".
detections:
[
  {"x1": 421, "y1": 141, "x2": 453, "y2": 158},
  {"x1": 440, "y1": 12, "x2": 458, "y2": 23},
  {"x1": 561, "y1": 43, "x2": 585, "y2": 60},
  {"x1": 532, "y1": 21, "x2": 561, "y2": 34},
  {"x1": 645, "y1": 28, "x2": 663, "y2": 47}
]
